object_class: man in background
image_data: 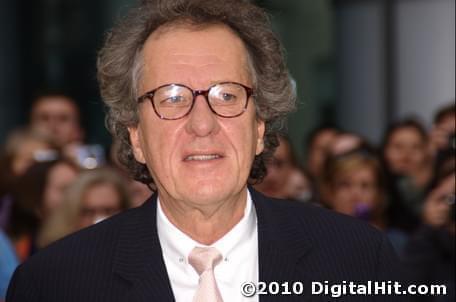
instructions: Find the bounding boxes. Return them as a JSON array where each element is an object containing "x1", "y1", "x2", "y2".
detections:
[{"x1": 29, "y1": 93, "x2": 83, "y2": 148}]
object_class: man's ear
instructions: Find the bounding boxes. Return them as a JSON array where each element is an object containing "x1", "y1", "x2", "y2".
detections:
[
  {"x1": 255, "y1": 119, "x2": 266, "y2": 155},
  {"x1": 127, "y1": 125, "x2": 146, "y2": 164}
]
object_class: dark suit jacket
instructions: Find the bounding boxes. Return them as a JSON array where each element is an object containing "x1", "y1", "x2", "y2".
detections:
[{"x1": 7, "y1": 189, "x2": 409, "y2": 301}]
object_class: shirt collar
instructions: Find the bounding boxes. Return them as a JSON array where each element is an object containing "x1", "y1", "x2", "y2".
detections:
[{"x1": 156, "y1": 188, "x2": 256, "y2": 262}]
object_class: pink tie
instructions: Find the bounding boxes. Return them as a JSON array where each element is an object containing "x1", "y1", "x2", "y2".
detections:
[{"x1": 188, "y1": 246, "x2": 224, "y2": 302}]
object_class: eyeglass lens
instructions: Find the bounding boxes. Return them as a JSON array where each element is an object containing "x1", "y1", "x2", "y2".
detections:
[{"x1": 152, "y1": 83, "x2": 248, "y2": 119}]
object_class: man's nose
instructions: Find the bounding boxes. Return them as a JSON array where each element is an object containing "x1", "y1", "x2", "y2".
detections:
[{"x1": 185, "y1": 95, "x2": 219, "y2": 137}]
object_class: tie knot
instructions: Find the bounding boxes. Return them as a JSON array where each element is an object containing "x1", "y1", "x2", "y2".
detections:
[{"x1": 188, "y1": 246, "x2": 223, "y2": 275}]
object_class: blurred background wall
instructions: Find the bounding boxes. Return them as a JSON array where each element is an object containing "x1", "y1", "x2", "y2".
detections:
[
  {"x1": 335, "y1": 0, "x2": 455, "y2": 146},
  {"x1": 0, "y1": 0, "x2": 454, "y2": 159}
]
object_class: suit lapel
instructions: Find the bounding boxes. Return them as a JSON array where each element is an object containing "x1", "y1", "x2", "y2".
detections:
[
  {"x1": 251, "y1": 188, "x2": 312, "y2": 301},
  {"x1": 111, "y1": 188, "x2": 312, "y2": 301},
  {"x1": 112, "y1": 193, "x2": 175, "y2": 302}
]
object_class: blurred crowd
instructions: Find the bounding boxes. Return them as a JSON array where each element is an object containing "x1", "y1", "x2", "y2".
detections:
[
  {"x1": 0, "y1": 93, "x2": 153, "y2": 299},
  {"x1": 0, "y1": 92, "x2": 454, "y2": 301},
  {"x1": 254, "y1": 103, "x2": 455, "y2": 301}
]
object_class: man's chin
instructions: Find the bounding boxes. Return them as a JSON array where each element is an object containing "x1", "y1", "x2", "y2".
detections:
[{"x1": 176, "y1": 183, "x2": 244, "y2": 205}]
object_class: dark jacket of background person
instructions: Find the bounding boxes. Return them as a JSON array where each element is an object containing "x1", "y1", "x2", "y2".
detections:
[
  {"x1": 7, "y1": 189, "x2": 409, "y2": 302},
  {"x1": 403, "y1": 225, "x2": 455, "y2": 302}
]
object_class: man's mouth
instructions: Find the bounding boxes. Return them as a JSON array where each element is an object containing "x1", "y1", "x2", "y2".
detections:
[{"x1": 184, "y1": 154, "x2": 222, "y2": 161}]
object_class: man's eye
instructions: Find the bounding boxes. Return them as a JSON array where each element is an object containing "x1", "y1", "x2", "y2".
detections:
[
  {"x1": 221, "y1": 93, "x2": 237, "y2": 102},
  {"x1": 162, "y1": 95, "x2": 185, "y2": 104}
]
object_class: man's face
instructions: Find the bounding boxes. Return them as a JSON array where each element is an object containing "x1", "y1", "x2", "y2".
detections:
[
  {"x1": 331, "y1": 166, "x2": 380, "y2": 217},
  {"x1": 384, "y1": 127, "x2": 427, "y2": 175},
  {"x1": 41, "y1": 162, "x2": 78, "y2": 219},
  {"x1": 307, "y1": 129, "x2": 337, "y2": 178},
  {"x1": 78, "y1": 183, "x2": 123, "y2": 229},
  {"x1": 129, "y1": 25, "x2": 265, "y2": 206},
  {"x1": 255, "y1": 138, "x2": 293, "y2": 198},
  {"x1": 30, "y1": 97, "x2": 82, "y2": 147}
]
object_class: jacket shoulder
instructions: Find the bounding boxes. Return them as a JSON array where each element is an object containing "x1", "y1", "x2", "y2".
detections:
[
  {"x1": 257, "y1": 194, "x2": 384, "y2": 241},
  {"x1": 36, "y1": 204, "x2": 143, "y2": 264},
  {"x1": 6, "y1": 204, "x2": 147, "y2": 301},
  {"x1": 254, "y1": 192, "x2": 405, "y2": 283}
]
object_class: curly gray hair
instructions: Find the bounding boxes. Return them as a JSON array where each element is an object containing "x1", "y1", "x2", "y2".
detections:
[{"x1": 97, "y1": 0, "x2": 296, "y2": 185}]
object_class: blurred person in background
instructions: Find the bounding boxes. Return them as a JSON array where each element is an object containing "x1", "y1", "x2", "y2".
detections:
[
  {"x1": 421, "y1": 144, "x2": 455, "y2": 232},
  {"x1": 430, "y1": 104, "x2": 455, "y2": 188},
  {"x1": 29, "y1": 92, "x2": 84, "y2": 148},
  {"x1": 128, "y1": 179, "x2": 153, "y2": 207},
  {"x1": 422, "y1": 171, "x2": 455, "y2": 229},
  {"x1": 36, "y1": 159, "x2": 80, "y2": 221},
  {"x1": 37, "y1": 167, "x2": 131, "y2": 248},
  {"x1": 304, "y1": 125, "x2": 338, "y2": 180},
  {"x1": 303, "y1": 126, "x2": 338, "y2": 205},
  {"x1": 382, "y1": 119, "x2": 434, "y2": 233},
  {"x1": 0, "y1": 128, "x2": 57, "y2": 230},
  {"x1": 282, "y1": 166, "x2": 314, "y2": 203},
  {"x1": 6, "y1": 158, "x2": 79, "y2": 261},
  {"x1": 327, "y1": 131, "x2": 369, "y2": 157},
  {"x1": 254, "y1": 134, "x2": 296, "y2": 199},
  {"x1": 323, "y1": 149, "x2": 408, "y2": 255},
  {"x1": 383, "y1": 119, "x2": 431, "y2": 180},
  {"x1": 403, "y1": 162, "x2": 455, "y2": 302},
  {"x1": 429, "y1": 103, "x2": 455, "y2": 158},
  {"x1": 320, "y1": 131, "x2": 371, "y2": 206},
  {"x1": 0, "y1": 230, "x2": 18, "y2": 301},
  {"x1": 110, "y1": 138, "x2": 153, "y2": 207},
  {"x1": 0, "y1": 128, "x2": 56, "y2": 181},
  {"x1": 28, "y1": 92, "x2": 98, "y2": 169}
]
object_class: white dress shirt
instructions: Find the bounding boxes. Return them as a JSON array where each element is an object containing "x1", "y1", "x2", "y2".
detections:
[{"x1": 157, "y1": 189, "x2": 259, "y2": 302}]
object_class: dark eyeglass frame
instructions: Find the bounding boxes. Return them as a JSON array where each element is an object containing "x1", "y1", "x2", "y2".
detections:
[{"x1": 137, "y1": 81, "x2": 254, "y2": 120}]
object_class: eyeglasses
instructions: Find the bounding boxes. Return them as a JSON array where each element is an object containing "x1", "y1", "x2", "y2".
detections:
[{"x1": 137, "y1": 82, "x2": 254, "y2": 120}]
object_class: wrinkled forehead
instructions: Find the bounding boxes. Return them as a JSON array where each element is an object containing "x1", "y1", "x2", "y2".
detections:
[
  {"x1": 148, "y1": 20, "x2": 243, "y2": 48},
  {"x1": 138, "y1": 22, "x2": 254, "y2": 88}
]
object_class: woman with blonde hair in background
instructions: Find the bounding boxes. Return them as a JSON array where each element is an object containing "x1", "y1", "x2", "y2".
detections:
[
  {"x1": 37, "y1": 167, "x2": 131, "y2": 248},
  {"x1": 323, "y1": 148, "x2": 408, "y2": 255}
]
